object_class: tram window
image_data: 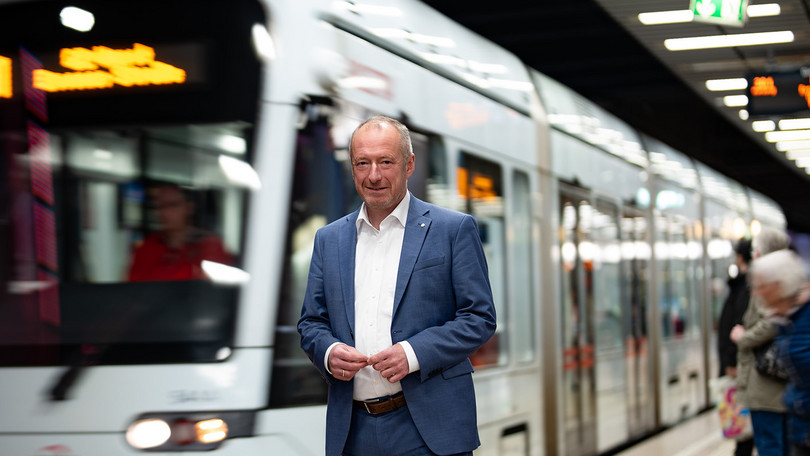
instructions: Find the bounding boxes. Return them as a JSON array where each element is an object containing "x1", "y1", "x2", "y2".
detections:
[
  {"x1": 271, "y1": 113, "x2": 447, "y2": 407},
  {"x1": 459, "y1": 153, "x2": 506, "y2": 368},
  {"x1": 0, "y1": 123, "x2": 250, "y2": 366},
  {"x1": 592, "y1": 202, "x2": 622, "y2": 350},
  {"x1": 511, "y1": 171, "x2": 534, "y2": 362},
  {"x1": 657, "y1": 217, "x2": 699, "y2": 339}
]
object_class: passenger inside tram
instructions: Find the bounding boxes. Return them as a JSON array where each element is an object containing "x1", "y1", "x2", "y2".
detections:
[{"x1": 127, "y1": 182, "x2": 233, "y2": 282}]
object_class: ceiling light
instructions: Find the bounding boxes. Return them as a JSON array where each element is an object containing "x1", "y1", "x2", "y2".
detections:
[
  {"x1": 794, "y1": 157, "x2": 810, "y2": 168},
  {"x1": 639, "y1": 4, "x2": 780, "y2": 25},
  {"x1": 723, "y1": 95, "x2": 748, "y2": 107},
  {"x1": 638, "y1": 10, "x2": 693, "y2": 25},
  {"x1": 786, "y1": 149, "x2": 810, "y2": 160},
  {"x1": 776, "y1": 140, "x2": 810, "y2": 151},
  {"x1": 664, "y1": 31, "x2": 794, "y2": 51},
  {"x1": 747, "y1": 3, "x2": 781, "y2": 17},
  {"x1": 738, "y1": 109, "x2": 749, "y2": 120},
  {"x1": 780, "y1": 118, "x2": 810, "y2": 130},
  {"x1": 752, "y1": 120, "x2": 775, "y2": 132},
  {"x1": 706, "y1": 78, "x2": 747, "y2": 91},
  {"x1": 60, "y1": 6, "x2": 95, "y2": 32},
  {"x1": 765, "y1": 130, "x2": 810, "y2": 142}
]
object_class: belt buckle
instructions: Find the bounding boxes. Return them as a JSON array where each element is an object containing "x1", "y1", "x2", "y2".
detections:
[{"x1": 363, "y1": 401, "x2": 374, "y2": 414}]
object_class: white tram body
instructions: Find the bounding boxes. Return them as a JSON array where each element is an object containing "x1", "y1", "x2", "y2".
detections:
[{"x1": 0, "y1": 1, "x2": 785, "y2": 455}]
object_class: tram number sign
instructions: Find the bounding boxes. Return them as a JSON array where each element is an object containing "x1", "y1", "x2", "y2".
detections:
[{"x1": 690, "y1": 0, "x2": 748, "y2": 27}]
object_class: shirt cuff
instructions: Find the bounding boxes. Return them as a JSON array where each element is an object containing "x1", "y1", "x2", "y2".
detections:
[
  {"x1": 399, "y1": 341, "x2": 420, "y2": 373},
  {"x1": 324, "y1": 342, "x2": 343, "y2": 375}
]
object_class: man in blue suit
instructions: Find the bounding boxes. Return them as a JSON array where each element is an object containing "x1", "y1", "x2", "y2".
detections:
[{"x1": 298, "y1": 116, "x2": 497, "y2": 456}]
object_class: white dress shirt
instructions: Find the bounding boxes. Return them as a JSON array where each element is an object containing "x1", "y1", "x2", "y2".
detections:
[{"x1": 323, "y1": 193, "x2": 422, "y2": 400}]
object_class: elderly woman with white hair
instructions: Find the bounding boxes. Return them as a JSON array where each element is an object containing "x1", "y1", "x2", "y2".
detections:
[
  {"x1": 749, "y1": 249, "x2": 810, "y2": 456},
  {"x1": 731, "y1": 227, "x2": 791, "y2": 456}
]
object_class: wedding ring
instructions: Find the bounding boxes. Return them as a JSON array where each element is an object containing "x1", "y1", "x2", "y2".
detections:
[{"x1": 342, "y1": 369, "x2": 345, "y2": 377}]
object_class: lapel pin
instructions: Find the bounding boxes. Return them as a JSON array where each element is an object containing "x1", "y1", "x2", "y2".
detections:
[{"x1": 420, "y1": 223, "x2": 425, "y2": 228}]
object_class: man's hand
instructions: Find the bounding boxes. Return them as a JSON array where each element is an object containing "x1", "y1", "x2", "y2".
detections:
[
  {"x1": 328, "y1": 344, "x2": 369, "y2": 381},
  {"x1": 369, "y1": 344, "x2": 409, "y2": 383},
  {"x1": 730, "y1": 324, "x2": 745, "y2": 343}
]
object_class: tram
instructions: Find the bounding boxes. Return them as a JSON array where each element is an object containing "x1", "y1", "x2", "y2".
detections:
[{"x1": 0, "y1": 0, "x2": 786, "y2": 455}]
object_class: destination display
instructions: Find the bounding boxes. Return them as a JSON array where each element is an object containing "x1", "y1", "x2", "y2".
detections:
[{"x1": 746, "y1": 70, "x2": 810, "y2": 115}]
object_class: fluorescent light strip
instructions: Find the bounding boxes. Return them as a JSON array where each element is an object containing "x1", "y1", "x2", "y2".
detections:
[
  {"x1": 665, "y1": 31, "x2": 794, "y2": 50},
  {"x1": 639, "y1": 10, "x2": 693, "y2": 25},
  {"x1": 752, "y1": 120, "x2": 776, "y2": 132},
  {"x1": 748, "y1": 4, "x2": 781, "y2": 17},
  {"x1": 765, "y1": 130, "x2": 810, "y2": 142},
  {"x1": 639, "y1": 3, "x2": 780, "y2": 25},
  {"x1": 706, "y1": 78, "x2": 748, "y2": 91},
  {"x1": 776, "y1": 140, "x2": 810, "y2": 151},
  {"x1": 786, "y1": 149, "x2": 810, "y2": 160},
  {"x1": 780, "y1": 118, "x2": 810, "y2": 130},
  {"x1": 723, "y1": 94, "x2": 748, "y2": 107},
  {"x1": 795, "y1": 157, "x2": 810, "y2": 168}
]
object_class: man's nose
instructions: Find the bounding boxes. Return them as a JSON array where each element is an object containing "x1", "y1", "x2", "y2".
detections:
[{"x1": 368, "y1": 163, "x2": 382, "y2": 180}]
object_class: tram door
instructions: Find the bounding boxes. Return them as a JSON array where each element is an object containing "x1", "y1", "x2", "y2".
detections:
[
  {"x1": 621, "y1": 208, "x2": 655, "y2": 436},
  {"x1": 559, "y1": 188, "x2": 597, "y2": 456},
  {"x1": 592, "y1": 199, "x2": 637, "y2": 452}
]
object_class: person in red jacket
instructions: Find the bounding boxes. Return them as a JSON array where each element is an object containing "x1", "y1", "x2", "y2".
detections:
[{"x1": 127, "y1": 183, "x2": 232, "y2": 282}]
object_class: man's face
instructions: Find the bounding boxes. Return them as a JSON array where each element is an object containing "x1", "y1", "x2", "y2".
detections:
[
  {"x1": 154, "y1": 186, "x2": 191, "y2": 232},
  {"x1": 350, "y1": 123, "x2": 414, "y2": 221}
]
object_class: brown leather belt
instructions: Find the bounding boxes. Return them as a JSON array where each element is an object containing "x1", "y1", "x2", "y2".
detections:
[{"x1": 354, "y1": 392, "x2": 406, "y2": 415}]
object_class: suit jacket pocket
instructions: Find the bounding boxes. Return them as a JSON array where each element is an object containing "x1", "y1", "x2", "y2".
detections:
[
  {"x1": 441, "y1": 358, "x2": 474, "y2": 379},
  {"x1": 414, "y1": 255, "x2": 445, "y2": 272}
]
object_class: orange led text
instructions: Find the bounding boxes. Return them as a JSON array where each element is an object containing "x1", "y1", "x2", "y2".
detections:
[
  {"x1": 799, "y1": 80, "x2": 810, "y2": 109},
  {"x1": 32, "y1": 43, "x2": 186, "y2": 92},
  {"x1": 0, "y1": 56, "x2": 11, "y2": 98},
  {"x1": 750, "y1": 76, "x2": 777, "y2": 97}
]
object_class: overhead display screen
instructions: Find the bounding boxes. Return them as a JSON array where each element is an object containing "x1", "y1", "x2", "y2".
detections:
[
  {"x1": 0, "y1": 0, "x2": 262, "y2": 127},
  {"x1": 746, "y1": 70, "x2": 810, "y2": 116}
]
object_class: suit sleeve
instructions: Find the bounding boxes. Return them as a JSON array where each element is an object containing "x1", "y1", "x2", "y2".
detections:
[
  {"x1": 297, "y1": 230, "x2": 340, "y2": 381},
  {"x1": 406, "y1": 215, "x2": 497, "y2": 382}
]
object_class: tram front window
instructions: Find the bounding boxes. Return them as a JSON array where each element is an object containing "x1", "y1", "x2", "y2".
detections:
[
  {"x1": 0, "y1": 124, "x2": 251, "y2": 367},
  {"x1": 0, "y1": 0, "x2": 262, "y2": 366}
]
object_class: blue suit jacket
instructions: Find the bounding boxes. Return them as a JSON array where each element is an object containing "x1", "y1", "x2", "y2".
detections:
[{"x1": 298, "y1": 195, "x2": 497, "y2": 456}]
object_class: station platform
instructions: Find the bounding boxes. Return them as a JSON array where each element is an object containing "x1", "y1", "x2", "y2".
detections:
[{"x1": 614, "y1": 409, "x2": 736, "y2": 456}]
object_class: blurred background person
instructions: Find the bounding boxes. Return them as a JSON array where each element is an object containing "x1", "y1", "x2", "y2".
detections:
[
  {"x1": 731, "y1": 227, "x2": 791, "y2": 456},
  {"x1": 127, "y1": 183, "x2": 232, "y2": 282},
  {"x1": 748, "y1": 249, "x2": 810, "y2": 456},
  {"x1": 718, "y1": 237, "x2": 754, "y2": 455}
]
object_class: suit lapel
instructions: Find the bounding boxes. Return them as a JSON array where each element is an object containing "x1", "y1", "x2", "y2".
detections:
[
  {"x1": 339, "y1": 212, "x2": 359, "y2": 336},
  {"x1": 393, "y1": 197, "x2": 431, "y2": 316}
]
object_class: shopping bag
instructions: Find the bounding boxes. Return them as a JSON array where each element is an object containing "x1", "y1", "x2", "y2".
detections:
[{"x1": 713, "y1": 376, "x2": 753, "y2": 441}]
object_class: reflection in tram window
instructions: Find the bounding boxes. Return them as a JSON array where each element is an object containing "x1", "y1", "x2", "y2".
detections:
[
  {"x1": 458, "y1": 153, "x2": 506, "y2": 368},
  {"x1": 511, "y1": 171, "x2": 535, "y2": 363},
  {"x1": 127, "y1": 183, "x2": 234, "y2": 282},
  {"x1": 1, "y1": 121, "x2": 252, "y2": 366},
  {"x1": 558, "y1": 190, "x2": 597, "y2": 455},
  {"x1": 62, "y1": 127, "x2": 248, "y2": 284}
]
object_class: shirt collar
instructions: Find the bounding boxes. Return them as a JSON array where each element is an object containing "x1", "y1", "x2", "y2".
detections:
[{"x1": 357, "y1": 192, "x2": 410, "y2": 232}]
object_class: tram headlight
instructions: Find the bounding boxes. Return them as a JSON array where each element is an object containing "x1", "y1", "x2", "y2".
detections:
[
  {"x1": 125, "y1": 411, "x2": 254, "y2": 451},
  {"x1": 126, "y1": 419, "x2": 171, "y2": 449}
]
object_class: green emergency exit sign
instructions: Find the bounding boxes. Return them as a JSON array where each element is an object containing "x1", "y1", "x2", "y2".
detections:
[{"x1": 690, "y1": 0, "x2": 748, "y2": 27}]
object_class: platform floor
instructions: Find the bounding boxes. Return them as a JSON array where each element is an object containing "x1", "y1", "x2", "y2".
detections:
[{"x1": 614, "y1": 410, "x2": 738, "y2": 456}]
